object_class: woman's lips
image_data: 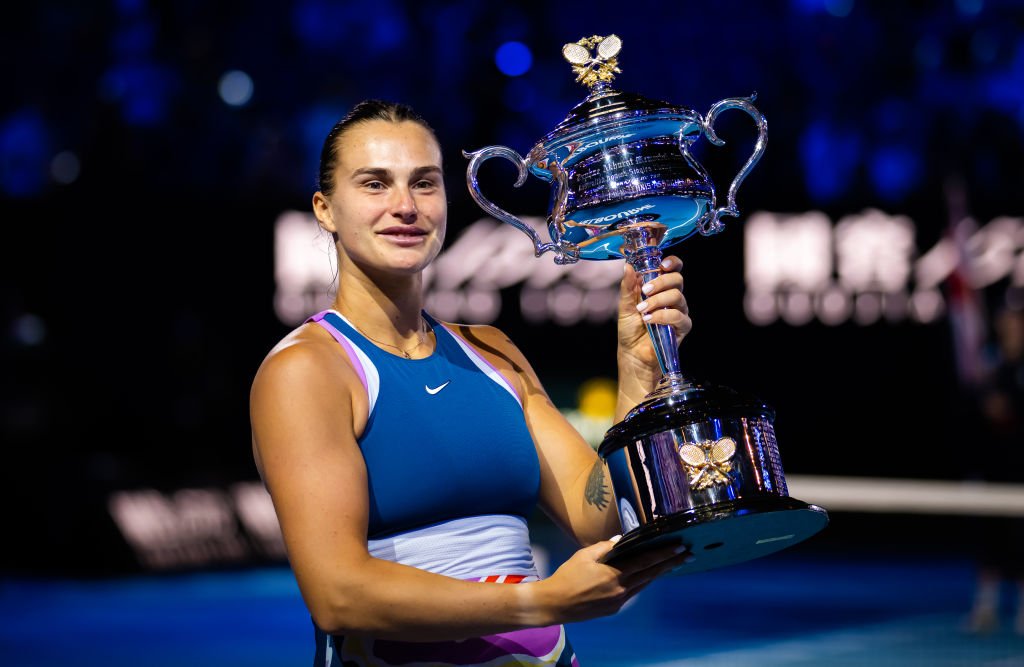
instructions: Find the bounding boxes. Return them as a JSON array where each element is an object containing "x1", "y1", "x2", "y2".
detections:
[{"x1": 378, "y1": 226, "x2": 428, "y2": 246}]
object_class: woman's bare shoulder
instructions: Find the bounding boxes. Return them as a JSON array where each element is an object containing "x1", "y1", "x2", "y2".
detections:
[
  {"x1": 443, "y1": 321, "x2": 520, "y2": 358},
  {"x1": 252, "y1": 322, "x2": 358, "y2": 396},
  {"x1": 440, "y1": 321, "x2": 542, "y2": 381}
]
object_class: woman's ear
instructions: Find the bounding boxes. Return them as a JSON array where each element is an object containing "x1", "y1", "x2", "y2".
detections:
[{"x1": 312, "y1": 191, "x2": 337, "y2": 235}]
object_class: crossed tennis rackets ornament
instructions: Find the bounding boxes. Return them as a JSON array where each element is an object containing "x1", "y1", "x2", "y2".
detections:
[
  {"x1": 561, "y1": 34, "x2": 622, "y2": 88},
  {"x1": 678, "y1": 437, "x2": 738, "y2": 491}
]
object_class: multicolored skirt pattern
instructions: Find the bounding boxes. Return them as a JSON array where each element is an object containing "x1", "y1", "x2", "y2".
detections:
[{"x1": 314, "y1": 574, "x2": 580, "y2": 667}]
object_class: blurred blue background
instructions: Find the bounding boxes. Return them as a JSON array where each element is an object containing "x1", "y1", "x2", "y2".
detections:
[{"x1": 2, "y1": 1, "x2": 1024, "y2": 665}]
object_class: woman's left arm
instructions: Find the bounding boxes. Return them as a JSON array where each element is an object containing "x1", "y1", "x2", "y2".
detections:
[{"x1": 452, "y1": 256, "x2": 690, "y2": 547}]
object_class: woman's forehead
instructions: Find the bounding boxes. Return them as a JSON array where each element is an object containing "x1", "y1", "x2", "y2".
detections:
[{"x1": 336, "y1": 120, "x2": 442, "y2": 172}]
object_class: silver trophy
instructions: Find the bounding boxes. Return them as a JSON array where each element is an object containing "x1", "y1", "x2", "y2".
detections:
[{"x1": 464, "y1": 34, "x2": 827, "y2": 574}]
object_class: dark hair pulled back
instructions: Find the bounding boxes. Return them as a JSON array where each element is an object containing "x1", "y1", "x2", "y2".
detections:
[{"x1": 316, "y1": 99, "x2": 438, "y2": 197}]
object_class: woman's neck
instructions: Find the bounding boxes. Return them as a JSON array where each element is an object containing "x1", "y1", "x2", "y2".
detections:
[{"x1": 332, "y1": 266, "x2": 426, "y2": 342}]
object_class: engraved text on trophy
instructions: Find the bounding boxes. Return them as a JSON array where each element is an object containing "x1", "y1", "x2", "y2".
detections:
[{"x1": 568, "y1": 139, "x2": 714, "y2": 213}]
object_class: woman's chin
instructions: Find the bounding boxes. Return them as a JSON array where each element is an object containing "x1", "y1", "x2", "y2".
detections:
[
  {"x1": 360, "y1": 254, "x2": 433, "y2": 279},
  {"x1": 389, "y1": 244, "x2": 442, "y2": 273}
]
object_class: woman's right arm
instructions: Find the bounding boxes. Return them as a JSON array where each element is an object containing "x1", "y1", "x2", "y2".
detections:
[{"x1": 250, "y1": 329, "x2": 686, "y2": 641}]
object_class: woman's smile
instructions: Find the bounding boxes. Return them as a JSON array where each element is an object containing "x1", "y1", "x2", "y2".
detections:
[{"x1": 377, "y1": 225, "x2": 430, "y2": 247}]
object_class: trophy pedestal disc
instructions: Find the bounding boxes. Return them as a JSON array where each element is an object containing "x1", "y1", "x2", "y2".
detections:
[{"x1": 600, "y1": 496, "x2": 828, "y2": 574}]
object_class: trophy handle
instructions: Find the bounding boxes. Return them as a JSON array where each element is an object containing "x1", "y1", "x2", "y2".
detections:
[
  {"x1": 698, "y1": 95, "x2": 768, "y2": 235},
  {"x1": 463, "y1": 146, "x2": 580, "y2": 265}
]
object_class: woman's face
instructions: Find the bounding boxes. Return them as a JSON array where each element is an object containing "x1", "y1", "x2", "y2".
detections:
[{"x1": 314, "y1": 119, "x2": 446, "y2": 278}]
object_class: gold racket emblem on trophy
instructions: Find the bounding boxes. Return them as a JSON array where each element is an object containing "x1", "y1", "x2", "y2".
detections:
[
  {"x1": 679, "y1": 437, "x2": 737, "y2": 490},
  {"x1": 561, "y1": 34, "x2": 622, "y2": 88}
]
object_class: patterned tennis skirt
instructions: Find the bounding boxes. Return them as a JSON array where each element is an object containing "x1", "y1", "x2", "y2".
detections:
[{"x1": 313, "y1": 574, "x2": 580, "y2": 667}]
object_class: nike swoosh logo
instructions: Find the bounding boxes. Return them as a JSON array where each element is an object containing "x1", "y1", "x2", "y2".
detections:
[{"x1": 425, "y1": 381, "x2": 450, "y2": 395}]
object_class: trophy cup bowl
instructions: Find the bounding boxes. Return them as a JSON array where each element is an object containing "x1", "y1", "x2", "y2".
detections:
[{"x1": 464, "y1": 34, "x2": 827, "y2": 574}]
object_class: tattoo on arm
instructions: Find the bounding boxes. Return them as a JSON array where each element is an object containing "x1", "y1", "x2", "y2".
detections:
[{"x1": 584, "y1": 460, "x2": 610, "y2": 511}]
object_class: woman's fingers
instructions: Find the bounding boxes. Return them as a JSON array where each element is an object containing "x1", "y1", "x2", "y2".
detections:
[
  {"x1": 636, "y1": 288, "x2": 687, "y2": 316},
  {"x1": 630, "y1": 256, "x2": 691, "y2": 339},
  {"x1": 660, "y1": 255, "x2": 683, "y2": 272},
  {"x1": 584, "y1": 536, "x2": 622, "y2": 564},
  {"x1": 543, "y1": 537, "x2": 694, "y2": 624},
  {"x1": 637, "y1": 293, "x2": 692, "y2": 335},
  {"x1": 641, "y1": 266, "x2": 683, "y2": 294},
  {"x1": 611, "y1": 541, "x2": 692, "y2": 576}
]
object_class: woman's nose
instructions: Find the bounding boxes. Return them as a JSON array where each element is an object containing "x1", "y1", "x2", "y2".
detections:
[{"x1": 390, "y1": 187, "x2": 418, "y2": 218}]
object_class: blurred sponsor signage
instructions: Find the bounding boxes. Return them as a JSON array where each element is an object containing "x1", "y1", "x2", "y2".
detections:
[
  {"x1": 274, "y1": 210, "x2": 1024, "y2": 328},
  {"x1": 108, "y1": 482, "x2": 285, "y2": 570},
  {"x1": 273, "y1": 212, "x2": 622, "y2": 327},
  {"x1": 744, "y1": 210, "x2": 1023, "y2": 326}
]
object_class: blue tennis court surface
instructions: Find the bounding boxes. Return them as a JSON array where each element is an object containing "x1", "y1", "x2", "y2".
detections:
[{"x1": 2, "y1": 545, "x2": 1022, "y2": 666}]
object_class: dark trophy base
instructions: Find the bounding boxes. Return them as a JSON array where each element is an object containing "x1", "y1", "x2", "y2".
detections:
[
  {"x1": 599, "y1": 496, "x2": 828, "y2": 575},
  {"x1": 596, "y1": 377, "x2": 829, "y2": 576}
]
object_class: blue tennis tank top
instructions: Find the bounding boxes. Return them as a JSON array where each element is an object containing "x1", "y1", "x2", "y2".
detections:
[{"x1": 308, "y1": 310, "x2": 541, "y2": 539}]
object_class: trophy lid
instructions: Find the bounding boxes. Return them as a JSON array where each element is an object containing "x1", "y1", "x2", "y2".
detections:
[
  {"x1": 542, "y1": 89, "x2": 692, "y2": 140},
  {"x1": 529, "y1": 34, "x2": 701, "y2": 172}
]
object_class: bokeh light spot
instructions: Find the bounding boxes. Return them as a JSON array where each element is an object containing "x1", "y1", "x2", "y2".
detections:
[
  {"x1": 495, "y1": 41, "x2": 532, "y2": 77},
  {"x1": 100, "y1": 63, "x2": 175, "y2": 126},
  {"x1": 291, "y1": 0, "x2": 348, "y2": 51},
  {"x1": 0, "y1": 110, "x2": 51, "y2": 197},
  {"x1": 824, "y1": 0, "x2": 854, "y2": 18},
  {"x1": 115, "y1": 0, "x2": 146, "y2": 15},
  {"x1": 799, "y1": 119, "x2": 861, "y2": 203},
  {"x1": 12, "y1": 314, "x2": 46, "y2": 346},
  {"x1": 955, "y1": 0, "x2": 984, "y2": 16},
  {"x1": 219, "y1": 70, "x2": 254, "y2": 107},
  {"x1": 578, "y1": 377, "x2": 616, "y2": 419},
  {"x1": 50, "y1": 151, "x2": 81, "y2": 185},
  {"x1": 869, "y1": 145, "x2": 922, "y2": 202}
]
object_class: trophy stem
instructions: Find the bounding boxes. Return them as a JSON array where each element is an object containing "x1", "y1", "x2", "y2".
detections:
[{"x1": 622, "y1": 226, "x2": 694, "y2": 400}]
